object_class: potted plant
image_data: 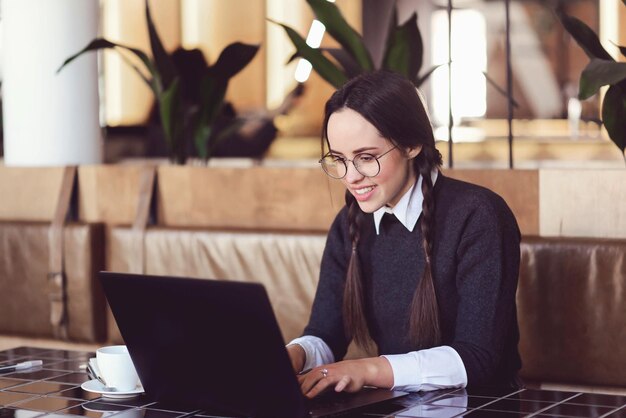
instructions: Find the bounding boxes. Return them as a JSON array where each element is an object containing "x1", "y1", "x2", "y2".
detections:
[
  {"x1": 270, "y1": 0, "x2": 436, "y2": 88},
  {"x1": 59, "y1": 0, "x2": 259, "y2": 164},
  {"x1": 558, "y1": 2, "x2": 626, "y2": 162}
]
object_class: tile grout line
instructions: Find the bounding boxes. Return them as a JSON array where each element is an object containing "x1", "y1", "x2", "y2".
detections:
[
  {"x1": 598, "y1": 403, "x2": 626, "y2": 418},
  {"x1": 525, "y1": 393, "x2": 584, "y2": 417},
  {"x1": 450, "y1": 388, "x2": 527, "y2": 416}
]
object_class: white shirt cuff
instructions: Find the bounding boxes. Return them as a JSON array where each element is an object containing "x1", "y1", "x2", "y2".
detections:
[
  {"x1": 382, "y1": 346, "x2": 468, "y2": 392},
  {"x1": 287, "y1": 335, "x2": 335, "y2": 371}
]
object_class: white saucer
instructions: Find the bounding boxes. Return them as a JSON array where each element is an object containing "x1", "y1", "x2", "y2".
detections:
[{"x1": 81, "y1": 379, "x2": 144, "y2": 399}]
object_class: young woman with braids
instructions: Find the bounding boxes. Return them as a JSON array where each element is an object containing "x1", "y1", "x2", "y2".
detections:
[{"x1": 286, "y1": 70, "x2": 522, "y2": 398}]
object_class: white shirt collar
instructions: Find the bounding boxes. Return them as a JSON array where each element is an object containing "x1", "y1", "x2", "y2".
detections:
[{"x1": 373, "y1": 169, "x2": 439, "y2": 235}]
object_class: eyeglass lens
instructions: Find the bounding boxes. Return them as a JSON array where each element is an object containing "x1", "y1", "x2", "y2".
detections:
[{"x1": 321, "y1": 154, "x2": 380, "y2": 179}]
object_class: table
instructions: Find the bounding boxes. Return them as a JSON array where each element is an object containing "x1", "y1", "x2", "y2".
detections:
[{"x1": 0, "y1": 347, "x2": 624, "y2": 417}]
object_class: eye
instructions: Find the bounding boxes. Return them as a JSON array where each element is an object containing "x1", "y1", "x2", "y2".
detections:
[
  {"x1": 356, "y1": 154, "x2": 375, "y2": 163},
  {"x1": 322, "y1": 154, "x2": 345, "y2": 165}
]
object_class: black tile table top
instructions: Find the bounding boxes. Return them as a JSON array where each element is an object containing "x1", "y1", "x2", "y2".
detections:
[
  {"x1": 0, "y1": 391, "x2": 40, "y2": 407},
  {"x1": 2, "y1": 370, "x2": 71, "y2": 381},
  {"x1": 604, "y1": 407, "x2": 626, "y2": 417},
  {"x1": 0, "y1": 379, "x2": 24, "y2": 391},
  {"x1": 44, "y1": 372, "x2": 91, "y2": 385},
  {"x1": 0, "y1": 407, "x2": 44, "y2": 418},
  {"x1": 45, "y1": 360, "x2": 90, "y2": 372},
  {"x1": 0, "y1": 347, "x2": 624, "y2": 418}
]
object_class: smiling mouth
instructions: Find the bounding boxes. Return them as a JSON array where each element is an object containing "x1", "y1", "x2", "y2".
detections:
[{"x1": 354, "y1": 186, "x2": 375, "y2": 195}]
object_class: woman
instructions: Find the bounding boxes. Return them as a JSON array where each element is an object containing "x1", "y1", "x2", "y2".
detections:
[{"x1": 287, "y1": 70, "x2": 521, "y2": 398}]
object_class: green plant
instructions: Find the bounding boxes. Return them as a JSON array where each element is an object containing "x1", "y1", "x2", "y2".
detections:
[
  {"x1": 270, "y1": 0, "x2": 438, "y2": 88},
  {"x1": 58, "y1": 1, "x2": 259, "y2": 164},
  {"x1": 558, "y1": 1, "x2": 626, "y2": 161}
]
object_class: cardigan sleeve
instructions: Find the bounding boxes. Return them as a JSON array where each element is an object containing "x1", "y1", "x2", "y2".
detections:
[
  {"x1": 302, "y1": 208, "x2": 352, "y2": 361},
  {"x1": 447, "y1": 192, "x2": 521, "y2": 386}
]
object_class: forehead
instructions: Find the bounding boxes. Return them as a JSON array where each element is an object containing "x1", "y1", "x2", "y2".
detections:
[{"x1": 327, "y1": 108, "x2": 388, "y2": 154}]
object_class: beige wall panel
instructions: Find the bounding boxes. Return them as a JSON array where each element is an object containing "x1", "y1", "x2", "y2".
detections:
[
  {"x1": 0, "y1": 167, "x2": 65, "y2": 221},
  {"x1": 540, "y1": 169, "x2": 626, "y2": 238},
  {"x1": 157, "y1": 166, "x2": 346, "y2": 230},
  {"x1": 78, "y1": 165, "x2": 146, "y2": 225},
  {"x1": 182, "y1": 0, "x2": 265, "y2": 111},
  {"x1": 267, "y1": 0, "x2": 362, "y2": 137},
  {"x1": 436, "y1": 138, "x2": 625, "y2": 168},
  {"x1": 445, "y1": 169, "x2": 540, "y2": 236},
  {"x1": 157, "y1": 166, "x2": 539, "y2": 234},
  {"x1": 103, "y1": 0, "x2": 181, "y2": 126}
]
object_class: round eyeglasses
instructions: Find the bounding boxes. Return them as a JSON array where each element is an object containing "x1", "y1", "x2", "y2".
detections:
[{"x1": 319, "y1": 146, "x2": 398, "y2": 179}]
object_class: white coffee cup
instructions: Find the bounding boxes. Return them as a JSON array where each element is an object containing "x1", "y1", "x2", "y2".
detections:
[{"x1": 96, "y1": 345, "x2": 140, "y2": 392}]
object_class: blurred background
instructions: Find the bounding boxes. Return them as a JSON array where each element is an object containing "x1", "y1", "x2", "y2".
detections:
[{"x1": 0, "y1": 0, "x2": 624, "y2": 166}]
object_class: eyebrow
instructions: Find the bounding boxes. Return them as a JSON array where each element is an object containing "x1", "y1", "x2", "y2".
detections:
[{"x1": 329, "y1": 146, "x2": 380, "y2": 156}]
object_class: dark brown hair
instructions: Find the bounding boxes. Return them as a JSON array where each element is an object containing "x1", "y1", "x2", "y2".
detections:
[{"x1": 322, "y1": 70, "x2": 443, "y2": 350}]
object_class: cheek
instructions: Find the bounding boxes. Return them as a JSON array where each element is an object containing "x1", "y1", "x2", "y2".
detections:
[{"x1": 377, "y1": 160, "x2": 408, "y2": 185}]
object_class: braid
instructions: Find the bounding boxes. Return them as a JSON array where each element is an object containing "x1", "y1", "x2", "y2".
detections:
[
  {"x1": 343, "y1": 191, "x2": 373, "y2": 350},
  {"x1": 408, "y1": 146, "x2": 442, "y2": 348}
]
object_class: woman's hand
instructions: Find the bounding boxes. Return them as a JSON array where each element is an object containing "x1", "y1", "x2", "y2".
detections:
[
  {"x1": 297, "y1": 357, "x2": 394, "y2": 398},
  {"x1": 286, "y1": 344, "x2": 306, "y2": 373}
]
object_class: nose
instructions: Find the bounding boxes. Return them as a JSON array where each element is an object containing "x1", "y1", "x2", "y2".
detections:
[{"x1": 343, "y1": 160, "x2": 364, "y2": 184}]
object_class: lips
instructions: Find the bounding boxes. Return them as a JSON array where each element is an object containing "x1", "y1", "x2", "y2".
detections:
[{"x1": 351, "y1": 185, "x2": 376, "y2": 202}]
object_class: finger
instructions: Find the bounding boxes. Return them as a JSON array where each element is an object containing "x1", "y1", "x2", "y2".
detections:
[
  {"x1": 304, "y1": 369, "x2": 334, "y2": 399},
  {"x1": 305, "y1": 376, "x2": 333, "y2": 399},
  {"x1": 300, "y1": 369, "x2": 325, "y2": 395},
  {"x1": 334, "y1": 375, "x2": 351, "y2": 392}
]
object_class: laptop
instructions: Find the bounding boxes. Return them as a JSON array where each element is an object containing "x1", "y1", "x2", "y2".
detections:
[{"x1": 99, "y1": 272, "x2": 407, "y2": 418}]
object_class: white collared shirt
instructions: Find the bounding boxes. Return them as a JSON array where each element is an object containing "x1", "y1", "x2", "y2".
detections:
[
  {"x1": 288, "y1": 171, "x2": 468, "y2": 392},
  {"x1": 372, "y1": 169, "x2": 438, "y2": 235}
]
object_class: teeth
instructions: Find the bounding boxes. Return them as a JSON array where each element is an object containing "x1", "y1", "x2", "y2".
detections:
[{"x1": 355, "y1": 186, "x2": 374, "y2": 195}]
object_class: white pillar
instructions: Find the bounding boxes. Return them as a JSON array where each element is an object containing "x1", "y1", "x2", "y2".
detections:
[{"x1": 2, "y1": 0, "x2": 102, "y2": 166}]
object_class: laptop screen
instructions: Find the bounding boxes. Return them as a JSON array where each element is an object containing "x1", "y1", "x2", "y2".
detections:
[
  {"x1": 99, "y1": 272, "x2": 407, "y2": 418},
  {"x1": 99, "y1": 272, "x2": 307, "y2": 417}
]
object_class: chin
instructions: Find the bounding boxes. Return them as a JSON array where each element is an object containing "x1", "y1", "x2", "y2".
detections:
[{"x1": 356, "y1": 200, "x2": 383, "y2": 214}]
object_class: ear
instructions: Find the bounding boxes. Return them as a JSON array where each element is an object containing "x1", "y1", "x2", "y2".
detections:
[{"x1": 406, "y1": 145, "x2": 423, "y2": 159}]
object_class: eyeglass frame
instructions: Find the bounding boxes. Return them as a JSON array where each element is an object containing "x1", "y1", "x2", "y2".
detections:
[{"x1": 318, "y1": 145, "x2": 398, "y2": 179}]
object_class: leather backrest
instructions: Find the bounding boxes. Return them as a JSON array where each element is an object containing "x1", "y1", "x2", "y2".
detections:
[
  {"x1": 106, "y1": 227, "x2": 327, "y2": 345},
  {"x1": 105, "y1": 228, "x2": 626, "y2": 388},
  {"x1": 518, "y1": 236, "x2": 626, "y2": 387},
  {"x1": 0, "y1": 222, "x2": 106, "y2": 342}
]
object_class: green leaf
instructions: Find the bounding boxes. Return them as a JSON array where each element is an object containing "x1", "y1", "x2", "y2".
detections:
[
  {"x1": 323, "y1": 48, "x2": 362, "y2": 79},
  {"x1": 602, "y1": 84, "x2": 626, "y2": 156},
  {"x1": 269, "y1": 19, "x2": 348, "y2": 88},
  {"x1": 206, "y1": 119, "x2": 246, "y2": 161},
  {"x1": 558, "y1": 11, "x2": 613, "y2": 61},
  {"x1": 145, "y1": 0, "x2": 177, "y2": 89},
  {"x1": 201, "y1": 76, "x2": 228, "y2": 126},
  {"x1": 193, "y1": 76, "x2": 228, "y2": 158},
  {"x1": 383, "y1": 12, "x2": 423, "y2": 80},
  {"x1": 194, "y1": 124, "x2": 212, "y2": 161},
  {"x1": 579, "y1": 59, "x2": 626, "y2": 99},
  {"x1": 158, "y1": 77, "x2": 182, "y2": 149},
  {"x1": 58, "y1": 38, "x2": 160, "y2": 96},
  {"x1": 307, "y1": 0, "x2": 373, "y2": 71},
  {"x1": 211, "y1": 42, "x2": 260, "y2": 80}
]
